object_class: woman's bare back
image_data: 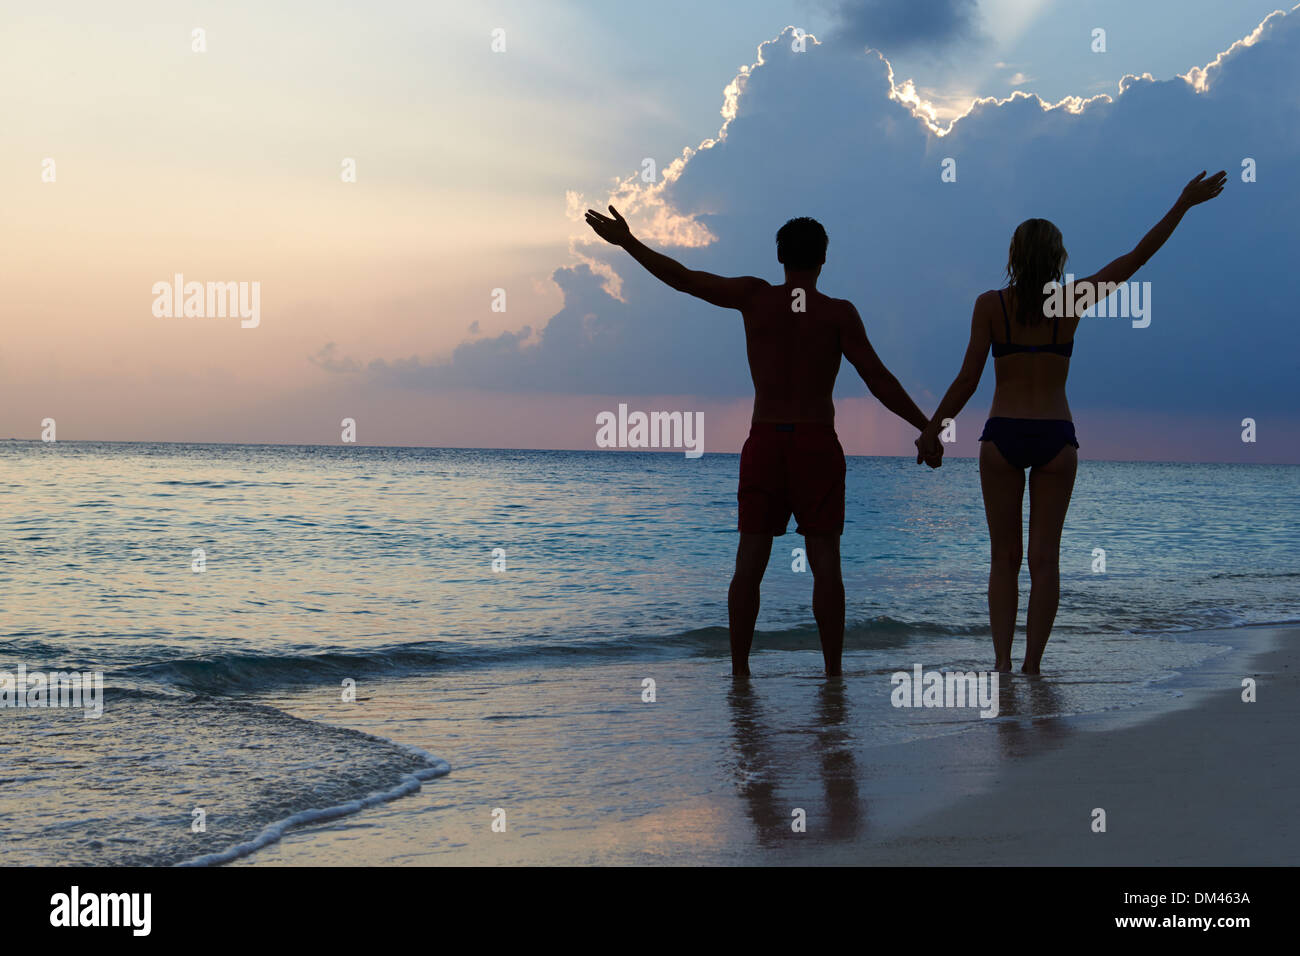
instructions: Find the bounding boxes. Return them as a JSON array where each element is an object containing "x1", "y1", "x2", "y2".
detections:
[{"x1": 986, "y1": 287, "x2": 1077, "y2": 421}]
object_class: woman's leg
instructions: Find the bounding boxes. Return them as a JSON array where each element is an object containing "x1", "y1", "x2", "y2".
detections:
[
  {"x1": 979, "y1": 441, "x2": 1026, "y2": 671},
  {"x1": 1024, "y1": 445, "x2": 1078, "y2": 674}
]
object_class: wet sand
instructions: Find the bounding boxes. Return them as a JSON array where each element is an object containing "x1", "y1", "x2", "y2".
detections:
[
  {"x1": 233, "y1": 626, "x2": 1295, "y2": 866},
  {"x1": 847, "y1": 628, "x2": 1298, "y2": 865}
]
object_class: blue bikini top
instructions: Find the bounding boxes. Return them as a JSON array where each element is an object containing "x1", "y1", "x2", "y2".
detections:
[{"x1": 991, "y1": 289, "x2": 1073, "y2": 358}]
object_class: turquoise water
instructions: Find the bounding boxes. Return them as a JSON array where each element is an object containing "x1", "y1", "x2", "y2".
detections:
[{"x1": 1, "y1": 441, "x2": 1297, "y2": 863}]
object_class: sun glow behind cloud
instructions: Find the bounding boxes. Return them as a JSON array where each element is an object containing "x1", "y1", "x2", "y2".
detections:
[
  {"x1": 434, "y1": 5, "x2": 1298, "y2": 461},
  {"x1": 576, "y1": 3, "x2": 1297, "y2": 255},
  {"x1": 3, "y1": 1, "x2": 1295, "y2": 460}
]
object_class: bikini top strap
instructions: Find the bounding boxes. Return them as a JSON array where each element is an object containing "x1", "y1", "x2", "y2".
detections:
[{"x1": 997, "y1": 289, "x2": 1011, "y2": 342}]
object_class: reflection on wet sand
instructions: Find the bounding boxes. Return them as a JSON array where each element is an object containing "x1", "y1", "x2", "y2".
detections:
[
  {"x1": 993, "y1": 674, "x2": 1070, "y2": 758},
  {"x1": 726, "y1": 678, "x2": 864, "y2": 847}
]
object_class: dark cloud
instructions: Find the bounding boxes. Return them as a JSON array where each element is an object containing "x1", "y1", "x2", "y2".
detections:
[
  {"x1": 364, "y1": 265, "x2": 750, "y2": 395},
  {"x1": 825, "y1": 0, "x2": 982, "y2": 51},
  {"x1": 341, "y1": 12, "x2": 1300, "y2": 426}
]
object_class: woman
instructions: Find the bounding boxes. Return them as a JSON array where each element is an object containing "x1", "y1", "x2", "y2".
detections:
[{"x1": 920, "y1": 170, "x2": 1227, "y2": 674}]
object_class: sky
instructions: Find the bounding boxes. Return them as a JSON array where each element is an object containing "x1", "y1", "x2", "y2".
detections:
[{"x1": 2, "y1": 0, "x2": 1296, "y2": 461}]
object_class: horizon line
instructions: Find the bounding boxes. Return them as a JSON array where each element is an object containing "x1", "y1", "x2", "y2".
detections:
[{"x1": 1, "y1": 437, "x2": 1293, "y2": 467}]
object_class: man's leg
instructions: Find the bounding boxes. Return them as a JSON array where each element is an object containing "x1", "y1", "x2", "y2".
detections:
[
  {"x1": 728, "y1": 533, "x2": 773, "y2": 676},
  {"x1": 804, "y1": 534, "x2": 844, "y2": 676}
]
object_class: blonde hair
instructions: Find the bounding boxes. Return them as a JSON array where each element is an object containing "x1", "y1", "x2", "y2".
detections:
[{"x1": 1005, "y1": 218, "x2": 1067, "y2": 326}]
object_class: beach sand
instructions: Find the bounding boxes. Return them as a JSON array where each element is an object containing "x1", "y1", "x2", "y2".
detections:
[
  {"x1": 233, "y1": 626, "x2": 1297, "y2": 866},
  {"x1": 852, "y1": 627, "x2": 1298, "y2": 865}
]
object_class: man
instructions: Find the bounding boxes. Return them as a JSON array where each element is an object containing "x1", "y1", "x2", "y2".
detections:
[{"x1": 585, "y1": 206, "x2": 941, "y2": 677}]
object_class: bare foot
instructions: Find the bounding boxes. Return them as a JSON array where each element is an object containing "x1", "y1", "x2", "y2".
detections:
[
  {"x1": 995, "y1": 659, "x2": 1013, "y2": 673},
  {"x1": 1020, "y1": 663, "x2": 1041, "y2": 676}
]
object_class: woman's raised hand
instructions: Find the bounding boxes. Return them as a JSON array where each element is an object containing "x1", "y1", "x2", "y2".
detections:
[{"x1": 1178, "y1": 170, "x2": 1227, "y2": 208}]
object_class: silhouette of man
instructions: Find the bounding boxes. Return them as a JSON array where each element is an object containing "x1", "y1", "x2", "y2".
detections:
[{"x1": 585, "y1": 206, "x2": 940, "y2": 677}]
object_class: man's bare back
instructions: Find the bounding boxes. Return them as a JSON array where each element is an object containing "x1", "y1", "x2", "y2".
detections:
[
  {"x1": 729, "y1": 277, "x2": 929, "y2": 435},
  {"x1": 743, "y1": 283, "x2": 847, "y2": 424}
]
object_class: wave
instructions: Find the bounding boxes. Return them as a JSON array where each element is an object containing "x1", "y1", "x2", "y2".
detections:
[
  {"x1": 1208, "y1": 571, "x2": 1300, "y2": 580},
  {"x1": 0, "y1": 688, "x2": 451, "y2": 867},
  {"x1": 176, "y1": 742, "x2": 449, "y2": 867},
  {"x1": 120, "y1": 615, "x2": 990, "y2": 695}
]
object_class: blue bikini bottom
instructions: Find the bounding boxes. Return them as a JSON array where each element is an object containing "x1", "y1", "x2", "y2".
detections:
[{"x1": 979, "y1": 418, "x2": 1079, "y2": 470}]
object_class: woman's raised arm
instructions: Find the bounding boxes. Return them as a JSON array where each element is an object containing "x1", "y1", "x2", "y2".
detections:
[{"x1": 1075, "y1": 170, "x2": 1227, "y2": 291}]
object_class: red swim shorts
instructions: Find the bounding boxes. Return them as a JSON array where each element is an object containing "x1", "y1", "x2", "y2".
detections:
[{"x1": 737, "y1": 422, "x2": 846, "y2": 536}]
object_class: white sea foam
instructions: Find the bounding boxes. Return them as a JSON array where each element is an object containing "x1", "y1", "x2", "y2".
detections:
[{"x1": 176, "y1": 744, "x2": 450, "y2": 867}]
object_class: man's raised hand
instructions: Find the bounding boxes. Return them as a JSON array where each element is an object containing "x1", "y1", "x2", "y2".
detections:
[{"x1": 585, "y1": 205, "x2": 633, "y2": 247}]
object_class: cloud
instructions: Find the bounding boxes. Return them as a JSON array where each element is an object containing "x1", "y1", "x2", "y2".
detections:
[
  {"x1": 344, "y1": 6, "x2": 1300, "y2": 440},
  {"x1": 822, "y1": 0, "x2": 982, "y2": 52},
  {"x1": 308, "y1": 343, "x2": 360, "y2": 374},
  {"x1": 364, "y1": 264, "x2": 750, "y2": 395}
]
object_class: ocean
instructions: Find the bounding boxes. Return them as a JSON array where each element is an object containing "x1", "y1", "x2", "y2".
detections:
[{"x1": 2, "y1": 441, "x2": 1297, "y2": 864}]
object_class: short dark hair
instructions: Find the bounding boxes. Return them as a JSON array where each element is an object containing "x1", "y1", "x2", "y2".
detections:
[{"x1": 775, "y1": 217, "x2": 828, "y2": 269}]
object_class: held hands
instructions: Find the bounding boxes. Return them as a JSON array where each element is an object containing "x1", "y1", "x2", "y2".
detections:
[
  {"x1": 915, "y1": 427, "x2": 943, "y2": 469},
  {"x1": 584, "y1": 205, "x2": 634, "y2": 247},
  {"x1": 1178, "y1": 170, "x2": 1227, "y2": 209}
]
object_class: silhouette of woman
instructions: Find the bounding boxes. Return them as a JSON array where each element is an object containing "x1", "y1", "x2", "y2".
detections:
[{"x1": 920, "y1": 170, "x2": 1227, "y2": 674}]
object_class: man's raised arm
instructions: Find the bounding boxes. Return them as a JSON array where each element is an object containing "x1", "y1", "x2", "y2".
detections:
[{"x1": 585, "y1": 205, "x2": 766, "y2": 310}]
